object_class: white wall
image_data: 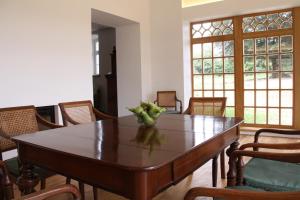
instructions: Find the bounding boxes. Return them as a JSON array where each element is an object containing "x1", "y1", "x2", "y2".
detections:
[
  {"x1": 150, "y1": 0, "x2": 184, "y2": 104},
  {"x1": 0, "y1": 0, "x2": 152, "y2": 117}
]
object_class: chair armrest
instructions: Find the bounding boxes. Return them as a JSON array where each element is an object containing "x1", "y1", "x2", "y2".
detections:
[
  {"x1": 36, "y1": 113, "x2": 63, "y2": 129},
  {"x1": 22, "y1": 184, "x2": 81, "y2": 200},
  {"x1": 233, "y1": 150, "x2": 300, "y2": 163},
  {"x1": 93, "y1": 108, "x2": 116, "y2": 120},
  {"x1": 240, "y1": 142, "x2": 300, "y2": 151},
  {"x1": 184, "y1": 187, "x2": 300, "y2": 200},
  {"x1": 254, "y1": 129, "x2": 300, "y2": 143},
  {"x1": 0, "y1": 128, "x2": 12, "y2": 140}
]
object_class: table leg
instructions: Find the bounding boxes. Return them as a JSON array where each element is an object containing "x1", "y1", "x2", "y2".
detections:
[
  {"x1": 212, "y1": 154, "x2": 218, "y2": 187},
  {"x1": 226, "y1": 141, "x2": 239, "y2": 186},
  {"x1": 133, "y1": 172, "x2": 149, "y2": 200},
  {"x1": 16, "y1": 163, "x2": 39, "y2": 195}
]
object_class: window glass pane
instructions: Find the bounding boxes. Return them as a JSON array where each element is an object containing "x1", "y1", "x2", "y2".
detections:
[
  {"x1": 193, "y1": 75, "x2": 202, "y2": 90},
  {"x1": 194, "y1": 91, "x2": 203, "y2": 97},
  {"x1": 203, "y1": 75, "x2": 213, "y2": 89},
  {"x1": 268, "y1": 108, "x2": 279, "y2": 124},
  {"x1": 224, "y1": 74, "x2": 234, "y2": 89},
  {"x1": 245, "y1": 91, "x2": 254, "y2": 106},
  {"x1": 268, "y1": 72, "x2": 279, "y2": 89},
  {"x1": 244, "y1": 108, "x2": 255, "y2": 123},
  {"x1": 243, "y1": 39, "x2": 254, "y2": 55},
  {"x1": 256, "y1": 55, "x2": 267, "y2": 72},
  {"x1": 256, "y1": 90, "x2": 266, "y2": 107},
  {"x1": 281, "y1": 90, "x2": 293, "y2": 107},
  {"x1": 225, "y1": 107, "x2": 235, "y2": 117},
  {"x1": 204, "y1": 91, "x2": 213, "y2": 97},
  {"x1": 193, "y1": 44, "x2": 202, "y2": 58},
  {"x1": 203, "y1": 43, "x2": 212, "y2": 58},
  {"x1": 244, "y1": 73, "x2": 254, "y2": 89},
  {"x1": 224, "y1": 41, "x2": 234, "y2": 56},
  {"x1": 224, "y1": 57, "x2": 234, "y2": 73},
  {"x1": 255, "y1": 38, "x2": 266, "y2": 54},
  {"x1": 256, "y1": 108, "x2": 267, "y2": 124},
  {"x1": 280, "y1": 35, "x2": 293, "y2": 53},
  {"x1": 281, "y1": 54, "x2": 293, "y2": 71},
  {"x1": 281, "y1": 72, "x2": 293, "y2": 89},
  {"x1": 244, "y1": 56, "x2": 254, "y2": 72},
  {"x1": 213, "y1": 42, "x2": 223, "y2": 57},
  {"x1": 193, "y1": 59, "x2": 202, "y2": 74},
  {"x1": 268, "y1": 91, "x2": 279, "y2": 107},
  {"x1": 225, "y1": 91, "x2": 235, "y2": 106},
  {"x1": 214, "y1": 91, "x2": 223, "y2": 97},
  {"x1": 281, "y1": 109, "x2": 293, "y2": 125},
  {"x1": 203, "y1": 59, "x2": 213, "y2": 74},
  {"x1": 214, "y1": 58, "x2": 223, "y2": 73},
  {"x1": 214, "y1": 74, "x2": 223, "y2": 90},
  {"x1": 267, "y1": 37, "x2": 279, "y2": 54},
  {"x1": 256, "y1": 73, "x2": 267, "y2": 89},
  {"x1": 268, "y1": 55, "x2": 279, "y2": 71}
]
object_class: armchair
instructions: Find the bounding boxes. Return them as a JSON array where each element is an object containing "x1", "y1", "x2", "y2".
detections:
[
  {"x1": 59, "y1": 100, "x2": 115, "y2": 126},
  {"x1": 59, "y1": 100, "x2": 115, "y2": 200},
  {"x1": 227, "y1": 129, "x2": 300, "y2": 192},
  {"x1": 184, "y1": 186, "x2": 300, "y2": 200},
  {"x1": 0, "y1": 160, "x2": 80, "y2": 200},
  {"x1": 154, "y1": 91, "x2": 182, "y2": 114},
  {"x1": 0, "y1": 106, "x2": 62, "y2": 190},
  {"x1": 184, "y1": 97, "x2": 227, "y2": 186}
]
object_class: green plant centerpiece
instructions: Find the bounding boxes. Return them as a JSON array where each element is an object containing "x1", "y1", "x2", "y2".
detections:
[{"x1": 128, "y1": 102, "x2": 166, "y2": 127}]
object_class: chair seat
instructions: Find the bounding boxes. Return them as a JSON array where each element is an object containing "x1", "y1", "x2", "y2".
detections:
[
  {"x1": 5, "y1": 157, "x2": 54, "y2": 179},
  {"x1": 244, "y1": 158, "x2": 300, "y2": 191}
]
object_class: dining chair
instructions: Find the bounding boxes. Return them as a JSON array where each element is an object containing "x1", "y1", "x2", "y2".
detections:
[
  {"x1": 184, "y1": 186, "x2": 300, "y2": 200},
  {"x1": 59, "y1": 100, "x2": 115, "y2": 126},
  {"x1": 184, "y1": 97, "x2": 227, "y2": 186},
  {"x1": 59, "y1": 100, "x2": 115, "y2": 200},
  {"x1": 0, "y1": 160, "x2": 81, "y2": 200},
  {"x1": 154, "y1": 91, "x2": 182, "y2": 114},
  {"x1": 0, "y1": 105, "x2": 62, "y2": 190},
  {"x1": 228, "y1": 128, "x2": 300, "y2": 192}
]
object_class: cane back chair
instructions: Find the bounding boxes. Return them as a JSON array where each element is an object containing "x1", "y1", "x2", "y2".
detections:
[
  {"x1": 59, "y1": 100, "x2": 115, "y2": 126},
  {"x1": 0, "y1": 160, "x2": 81, "y2": 200},
  {"x1": 154, "y1": 91, "x2": 182, "y2": 114},
  {"x1": 59, "y1": 100, "x2": 115, "y2": 200},
  {"x1": 184, "y1": 97, "x2": 227, "y2": 186},
  {"x1": 227, "y1": 129, "x2": 300, "y2": 192},
  {"x1": 0, "y1": 105, "x2": 62, "y2": 190}
]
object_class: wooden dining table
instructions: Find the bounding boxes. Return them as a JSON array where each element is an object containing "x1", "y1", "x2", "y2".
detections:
[{"x1": 13, "y1": 114, "x2": 243, "y2": 200}]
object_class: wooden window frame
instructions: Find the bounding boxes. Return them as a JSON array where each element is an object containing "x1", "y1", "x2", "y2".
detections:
[{"x1": 190, "y1": 7, "x2": 299, "y2": 129}]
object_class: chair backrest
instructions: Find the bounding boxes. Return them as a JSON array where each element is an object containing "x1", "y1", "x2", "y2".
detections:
[
  {"x1": 0, "y1": 106, "x2": 39, "y2": 153},
  {"x1": 156, "y1": 91, "x2": 177, "y2": 107},
  {"x1": 186, "y1": 97, "x2": 226, "y2": 117},
  {"x1": 59, "y1": 100, "x2": 96, "y2": 126}
]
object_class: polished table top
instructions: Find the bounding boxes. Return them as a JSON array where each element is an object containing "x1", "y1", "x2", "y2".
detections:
[{"x1": 13, "y1": 114, "x2": 243, "y2": 170}]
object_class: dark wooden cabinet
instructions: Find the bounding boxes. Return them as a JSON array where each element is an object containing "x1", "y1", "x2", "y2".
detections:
[{"x1": 105, "y1": 47, "x2": 118, "y2": 116}]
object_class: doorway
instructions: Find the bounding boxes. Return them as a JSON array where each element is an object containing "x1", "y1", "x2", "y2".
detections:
[{"x1": 92, "y1": 23, "x2": 118, "y2": 116}]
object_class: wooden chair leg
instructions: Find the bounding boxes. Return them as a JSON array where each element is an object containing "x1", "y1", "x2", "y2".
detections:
[
  {"x1": 40, "y1": 178, "x2": 46, "y2": 190},
  {"x1": 220, "y1": 150, "x2": 226, "y2": 179},
  {"x1": 66, "y1": 177, "x2": 71, "y2": 184},
  {"x1": 79, "y1": 181, "x2": 85, "y2": 200},
  {"x1": 93, "y1": 187, "x2": 98, "y2": 200},
  {"x1": 212, "y1": 155, "x2": 218, "y2": 187}
]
